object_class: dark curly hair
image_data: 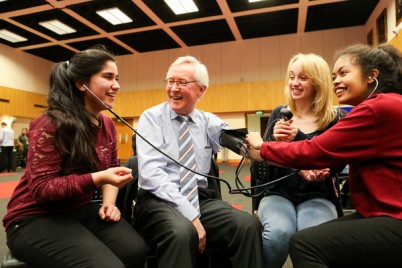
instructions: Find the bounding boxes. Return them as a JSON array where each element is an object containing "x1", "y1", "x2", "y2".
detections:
[{"x1": 334, "y1": 43, "x2": 402, "y2": 95}]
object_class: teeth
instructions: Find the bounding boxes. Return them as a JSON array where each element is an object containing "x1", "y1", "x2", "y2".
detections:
[{"x1": 336, "y1": 89, "x2": 345, "y2": 94}]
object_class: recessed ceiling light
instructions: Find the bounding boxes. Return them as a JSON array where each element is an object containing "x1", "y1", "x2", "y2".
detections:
[
  {"x1": 96, "y1": 8, "x2": 133, "y2": 25},
  {"x1": 39, "y1": 20, "x2": 76, "y2": 35},
  {"x1": 164, "y1": 0, "x2": 199, "y2": 15},
  {"x1": 0, "y1": 29, "x2": 27, "y2": 43}
]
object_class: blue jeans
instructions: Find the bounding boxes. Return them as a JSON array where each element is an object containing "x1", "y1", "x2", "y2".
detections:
[{"x1": 257, "y1": 195, "x2": 337, "y2": 268}]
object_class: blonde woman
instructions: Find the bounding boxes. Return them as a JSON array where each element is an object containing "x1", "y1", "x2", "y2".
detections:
[{"x1": 256, "y1": 53, "x2": 342, "y2": 268}]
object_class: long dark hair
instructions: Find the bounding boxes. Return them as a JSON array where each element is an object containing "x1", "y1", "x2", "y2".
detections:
[
  {"x1": 46, "y1": 45, "x2": 115, "y2": 174},
  {"x1": 334, "y1": 43, "x2": 402, "y2": 95}
]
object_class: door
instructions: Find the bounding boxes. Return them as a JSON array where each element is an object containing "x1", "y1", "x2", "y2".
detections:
[{"x1": 114, "y1": 118, "x2": 134, "y2": 163}]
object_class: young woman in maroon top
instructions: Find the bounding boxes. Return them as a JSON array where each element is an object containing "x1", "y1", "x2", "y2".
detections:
[
  {"x1": 3, "y1": 46, "x2": 147, "y2": 267},
  {"x1": 247, "y1": 44, "x2": 402, "y2": 267}
]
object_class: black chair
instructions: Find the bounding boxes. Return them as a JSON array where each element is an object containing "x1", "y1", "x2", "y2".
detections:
[
  {"x1": 338, "y1": 168, "x2": 354, "y2": 213},
  {"x1": 117, "y1": 156, "x2": 230, "y2": 268}
]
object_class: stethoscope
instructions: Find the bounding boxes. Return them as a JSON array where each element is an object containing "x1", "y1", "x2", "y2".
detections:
[{"x1": 83, "y1": 84, "x2": 297, "y2": 197}]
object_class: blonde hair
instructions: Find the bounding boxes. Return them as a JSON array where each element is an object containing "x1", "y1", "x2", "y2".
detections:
[{"x1": 284, "y1": 53, "x2": 337, "y2": 130}]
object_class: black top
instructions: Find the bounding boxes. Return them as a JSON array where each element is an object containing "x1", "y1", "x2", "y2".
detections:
[{"x1": 256, "y1": 105, "x2": 343, "y2": 215}]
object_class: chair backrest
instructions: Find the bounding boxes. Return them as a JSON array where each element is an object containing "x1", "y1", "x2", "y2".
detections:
[
  {"x1": 116, "y1": 155, "x2": 221, "y2": 223},
  {"x1": 207, "y1": 156, "x2": 222, "y2": 200},
  {"x1": 116, "y1": 156, "x2": 139, "y2": 223}
]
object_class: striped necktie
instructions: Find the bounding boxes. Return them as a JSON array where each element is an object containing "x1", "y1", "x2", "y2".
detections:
[{"x1": 178, "y1": 115, "x2": 200, "y2": 212}]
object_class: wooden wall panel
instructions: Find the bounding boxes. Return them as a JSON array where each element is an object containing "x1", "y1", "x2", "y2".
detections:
[
  {"x1": 0, "y1": 86, "x2": 46, "y2": 118},
  {"x1": 221, "y1": 42, "x2": 241, "y2": 83},
  {"x1": 225, "y1": 83, "x2": 248, "y2": 112},
  {"x1": 136, "y1": 53, "x2": 153, "y2": 90},
  {"x1": 142, "y1": 89, "x2": 166, "y2": 112},
  {"x1": 279, "y1": 34, "x2": 301, "y2": 77},
  {"x1": 202, "y1": 43, "x2": 223, "y2": 85},
  {"x1": 323, "y1": 29, "x2": 347, "y2": 67},
  {"x1": 187, "y1": 45, "x2": 204, "y2": 62},
  {"x1": 114, "y1": 90, "x2": 139, "y2": 117},
  {"x1": 240, "y1": 39, "x2": 261, "y2": 82},
  {"x1": 248, "y1": 81, "x2": 275, "y2": 111},
  {"x1": 346, "y1": 26, "x2": 365, "y2": 48},
  {"x1": 151, "y1": 51, "x2": 169, "y2": 88},
  {"x1": 119, "y1": 54, "x2": 137, "y2": 91},
  {"x1": 301, "y1": 31, "x2": 324, "y2": 55},
  {"x1": 270, "y1": 80, "x2": 286, "y2": 107},
  {"x1": 168, "y1": 48, "x2": 188, "y2": 65},
  {"x1": 201, "y1": 85, "x2": 226, "y2": 112},
  {"x1": 389, "y1": 32, "x2": 402, "y2": 51},
  {"x1": 260, "y1": 36, "x2": 282, "y2": 80}
]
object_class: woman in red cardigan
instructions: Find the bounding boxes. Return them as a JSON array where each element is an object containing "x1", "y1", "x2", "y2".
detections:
[
  {"x1": 3, "y1": 46, "x2": 147, "y2": 267},
  {"x1": 246, "y1": 43, "x2": 402, "y2": 267}
]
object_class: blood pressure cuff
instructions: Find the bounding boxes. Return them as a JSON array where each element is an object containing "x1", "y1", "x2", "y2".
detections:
[{"x1": 219, "y1": 128, "x2": 248, "y2": 155}]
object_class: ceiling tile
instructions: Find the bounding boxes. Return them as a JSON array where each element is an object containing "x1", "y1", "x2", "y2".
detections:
[
  {"x1": 171, "y1": 19, "x2": 235, "y2": 46},
  {"x1": 0, "y1": 0, "x2": 380, "y2": 62},
  {"x1": 116, "y1": 29, "x2": 180, "y2": 53},
  {"x1": 235, "y1": 9, "x2": 298, "y2": 39}
]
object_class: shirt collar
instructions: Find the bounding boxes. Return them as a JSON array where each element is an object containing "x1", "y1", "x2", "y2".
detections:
[{"x1": 169, "y1": 107, "x2": 196, "y2": 123}]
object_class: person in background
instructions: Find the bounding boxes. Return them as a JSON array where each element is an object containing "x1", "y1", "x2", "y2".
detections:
[
  {"x1": 246, "y1": 44, "x2": 402, "y2": 267},
  {"x1": 3, "y1": 45, "x2": 147, "y2": 268},
  {"x1": 13, "y1": 138, "x2": 24, "y2": 169},
  {"x1": 18, "y1": 128, "x2": 29, "y2": 167},
  {"x1": 0, "y1": 122, "x2": 15, "y2": 173},
  {"x1": 134, "y1": 55, "x2": 263, "y2": 268},
  {"x1": 256, "y1": 53, "x2": 342, "y2": 268}
]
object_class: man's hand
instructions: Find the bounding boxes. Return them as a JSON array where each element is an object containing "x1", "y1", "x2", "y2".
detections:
[{"x1": 192, "y1": 217, "x2": 206, "y2": 253}]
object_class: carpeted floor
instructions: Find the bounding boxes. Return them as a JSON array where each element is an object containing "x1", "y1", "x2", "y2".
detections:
[{"x1": 0, "y1": 169, "x2": 23, "y2": 266}]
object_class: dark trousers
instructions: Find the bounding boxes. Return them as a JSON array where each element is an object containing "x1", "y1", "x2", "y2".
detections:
[
  {"x1": 6, "y1": 202, "x2": 148, "y2": 268},
  {"x1": 1, "y1": 146, "x2": 13, "y2": 172},
  {"x1": 289, "y1": 212, "x2": 402, "y2": 268},
  {"x1": 134, "y1": 188, "x2": 264, "y2": 268}
]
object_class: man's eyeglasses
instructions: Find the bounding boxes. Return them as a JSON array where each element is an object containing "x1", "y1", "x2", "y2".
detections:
[{"x1": 165, "y1": 79, "x2": 197, "y2": 88}]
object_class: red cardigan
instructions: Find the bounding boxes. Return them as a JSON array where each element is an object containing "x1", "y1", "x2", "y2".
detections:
[
  {"x1": 3, "y1": 113, "x2": 119, "y2": 229},
  {"x1": 260, "y1": 93, "x2": 402, "y2": 219}
]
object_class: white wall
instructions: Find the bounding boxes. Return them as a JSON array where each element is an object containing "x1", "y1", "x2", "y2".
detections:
[
  {"x1": 0, "y1": 44, "x2": 52, "y2": 94},
  {"x1": 117, "y1": 26, "x2": 366, "y2": 92}
]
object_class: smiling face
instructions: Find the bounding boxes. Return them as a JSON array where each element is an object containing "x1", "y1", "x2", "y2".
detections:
[
  {"x1": 84, "y1": 60, "x2": 120, "y2": 115},
  {"x1": 332, "y1": 55, "x2": 369, "y2": 106},
  {"x1": 287, "y1": 59, "x2": 316, "y2": 102},
  {"x1": 166, "y1": 63, "x2": 206, "y2": 115}
]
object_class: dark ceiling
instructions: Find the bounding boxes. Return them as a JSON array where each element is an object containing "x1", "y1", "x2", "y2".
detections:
[{"x1": 0, "y1": 0, "x2": 379, "y2": 62}]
